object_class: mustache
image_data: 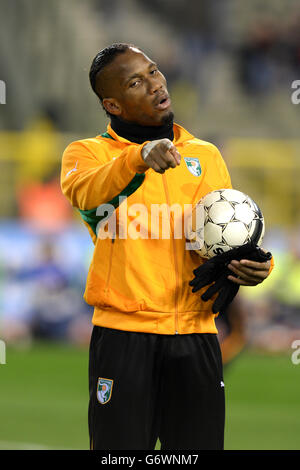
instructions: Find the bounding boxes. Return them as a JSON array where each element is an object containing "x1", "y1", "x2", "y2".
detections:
[{"x1": 153, "y1": 92, "x2": 169, "y2": 106}]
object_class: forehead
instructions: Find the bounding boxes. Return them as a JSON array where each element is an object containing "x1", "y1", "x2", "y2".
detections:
[{"x1": 108, "y1": 48, "x2": 154, "y2": 82}]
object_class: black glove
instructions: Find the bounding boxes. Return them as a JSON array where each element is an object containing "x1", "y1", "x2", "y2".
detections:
[{"x1": 189, "y1": 241, "x2": 272, "y2": 315}]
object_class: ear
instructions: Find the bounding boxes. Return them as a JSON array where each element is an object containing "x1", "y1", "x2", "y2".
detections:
[{"x1": 102, "y1": 98, "x2": 122, "y2": 116}]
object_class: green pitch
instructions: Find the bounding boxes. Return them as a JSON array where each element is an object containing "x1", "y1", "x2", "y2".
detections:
[{"x1": 0, "y1": 342, "x2": 299, "y2": 450}]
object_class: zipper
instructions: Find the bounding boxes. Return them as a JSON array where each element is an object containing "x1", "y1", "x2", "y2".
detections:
[
  {"x1": 104, "y1": 236, "x2": 115, "y2": 294},
  {"x1": 162, "y1": 174, "x2": 180, "y2": 334}
]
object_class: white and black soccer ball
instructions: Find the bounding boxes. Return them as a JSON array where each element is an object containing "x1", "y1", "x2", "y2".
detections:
[{"x1": 190, "y1": 188, "x2": 265, "y2": 259}]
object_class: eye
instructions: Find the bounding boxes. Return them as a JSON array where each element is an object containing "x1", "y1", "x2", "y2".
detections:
[
  {"x1": 130, "y1": 80, "x2": 140, "y2": 88},
  {"x1": 150, "y1": 68, "x2": 158, "y2": 75}
]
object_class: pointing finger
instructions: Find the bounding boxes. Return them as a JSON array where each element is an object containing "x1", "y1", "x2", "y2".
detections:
[
  {"x1": 169, "y1": 146, "x2": 181, "y2": 165},
  {"x1": 160, "y1": 139, "x2": 181, "y2": 165}
]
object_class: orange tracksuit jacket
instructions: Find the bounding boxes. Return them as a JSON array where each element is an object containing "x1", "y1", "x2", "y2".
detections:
[{"x1": 61, "y1": 122, "x2": 250, "y2": 335}]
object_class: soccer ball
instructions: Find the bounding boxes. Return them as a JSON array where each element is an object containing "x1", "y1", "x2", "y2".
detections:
[{"x1": 189, "y1": 188, "x2": 265, "y2": 259}]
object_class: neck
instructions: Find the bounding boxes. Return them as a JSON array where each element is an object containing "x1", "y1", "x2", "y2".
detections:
[{"x1": 110, "y1": 115, "x2": 174, "y2": 144}]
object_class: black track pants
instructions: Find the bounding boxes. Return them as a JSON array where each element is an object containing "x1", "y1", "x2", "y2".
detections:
[{"x1": 88, "y1": 326, "x2": 225, "y2": 450}]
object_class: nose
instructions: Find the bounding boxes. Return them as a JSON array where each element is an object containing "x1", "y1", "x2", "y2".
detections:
[{"x1": 148, "y1": 76, "x2": 163, "y2": 94}]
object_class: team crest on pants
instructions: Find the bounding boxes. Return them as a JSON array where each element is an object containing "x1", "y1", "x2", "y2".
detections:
[
  {"x1": 184, "y1": 157, "x2": 202, "y2": 177},
  {"x1": 97, "y1": 378, "x2": 113, "y2": 404}
]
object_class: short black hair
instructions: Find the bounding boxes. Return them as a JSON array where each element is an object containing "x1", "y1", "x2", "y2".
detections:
[{"x1": 89, "y1": 43, "x2": 139, "y2": 102}]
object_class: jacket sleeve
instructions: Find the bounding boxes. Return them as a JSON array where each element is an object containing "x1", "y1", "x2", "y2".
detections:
[
  {"x1": 268, "y1": 256, "x2": 275, "y2": 275},
  {"x1": 60, "y1": 140, "x2": 149, "y2": 210}
]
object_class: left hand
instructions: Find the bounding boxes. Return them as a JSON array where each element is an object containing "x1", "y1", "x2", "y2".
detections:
[{"x1": 227, "y1": 258, "x2": 271, "y2": 286}]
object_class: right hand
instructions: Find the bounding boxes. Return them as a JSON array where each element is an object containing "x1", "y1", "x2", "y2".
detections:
[{"x1": 141, "y1": 138, "x2": 181, "y2": 174}]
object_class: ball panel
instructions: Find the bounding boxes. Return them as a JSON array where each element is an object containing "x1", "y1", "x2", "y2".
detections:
[
  {"x1": 220, "y1": 188, "x2": 248, "y2": 203},
  {"x1": 256, "y1": 221, "x2": 265, "y2": 247},
  {"x1": 207, "y1": 244, "x2": 232, "y2": 258},
  {"x1": 250, "y1": 217, "x2": 265, "y2": 246},
  {"x1": 222, "y1": 221, "x2": 249, "y2": 246},
  {"x1": 204, "y1": 221, "x2": 223, "y2": 245},
  {"x1": 234, "y1": 203, "x2": 255, "y2": 225},
  {"x1": 190, "y1": 202, "x2": 205, "y2": 236},
  {"x1": 208, "y1": 201, "x2": 235, "y2": 224},
  {"x1": 203, "y1": 190, "x2": 222, "y2": 207}
]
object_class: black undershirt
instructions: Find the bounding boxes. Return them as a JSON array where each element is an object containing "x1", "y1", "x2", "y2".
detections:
[{"x1": 110, "y1": 114, "x2": 174, "y2": 144}]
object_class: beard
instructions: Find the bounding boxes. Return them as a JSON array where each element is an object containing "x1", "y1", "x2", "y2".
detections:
[{"x1": 161, "y1": 110, "x2": 174, "y2": 126}]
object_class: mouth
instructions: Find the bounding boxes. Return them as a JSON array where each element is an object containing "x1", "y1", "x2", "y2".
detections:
[{"x1": 154, "y1": 93, "x2": 171, "y2": 110}]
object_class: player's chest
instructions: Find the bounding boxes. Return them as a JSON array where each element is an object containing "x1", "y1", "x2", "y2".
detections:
[{"x1": 141, "y1": 148, "x2": 215, "y2": 206}]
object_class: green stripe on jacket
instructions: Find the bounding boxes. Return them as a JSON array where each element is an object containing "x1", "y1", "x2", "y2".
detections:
[{"x1": 78, "y1": 132, "x2": 145, "y2": 236}]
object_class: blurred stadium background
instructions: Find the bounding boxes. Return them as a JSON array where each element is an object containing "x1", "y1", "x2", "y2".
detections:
[{"x1": 0, "y1": 0, "x2": 300, "y2": 450}]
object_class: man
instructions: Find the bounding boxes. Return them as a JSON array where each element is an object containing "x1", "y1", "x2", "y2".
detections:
[{"x1": 61, "y1": 43, "x2": 273, "y2": 450}]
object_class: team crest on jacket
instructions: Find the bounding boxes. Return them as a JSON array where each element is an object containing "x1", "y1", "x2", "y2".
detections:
[
  {"x1": 97, "y1": 378, "x2": 113, "y2": 404},
  {"x1": 184, "y1": 157, "x2": 202, "y2": 176}
]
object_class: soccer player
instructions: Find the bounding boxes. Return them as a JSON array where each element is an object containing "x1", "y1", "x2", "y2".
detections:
[{"x1": 60, "y1": 43, "x2": 273, "y2": 450}]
